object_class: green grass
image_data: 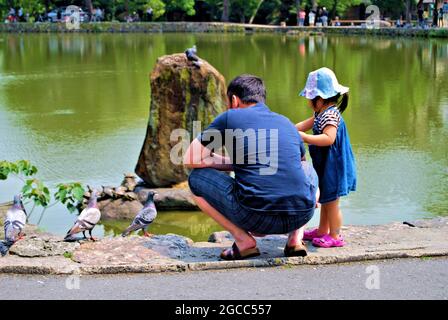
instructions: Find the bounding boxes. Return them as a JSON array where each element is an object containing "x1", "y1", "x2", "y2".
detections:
[
  {"x1": 420, "y1": 256, "x2": 432, "y2": 261},
  {"x1": 281, "y1": 263, "x2": 296, "y2": 269},
  {"x1": 429, "y1": 28, "x2": 448, "y2": 38},
  {"x1": 63, "y1": 252, "x2": 73, "y2": 259}
]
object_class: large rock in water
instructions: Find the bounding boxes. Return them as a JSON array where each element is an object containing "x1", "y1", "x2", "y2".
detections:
[{"x1": 135, "y1": 53, "x2": 227, "y2": 187}]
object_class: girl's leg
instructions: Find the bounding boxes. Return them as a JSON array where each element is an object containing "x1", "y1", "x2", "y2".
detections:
[
  {"x1": 317, "y1": 204, "x2": 330, "y2": 236},
  {"x1": 323, "y1": 198, "x2": 343, "y2": 239}
]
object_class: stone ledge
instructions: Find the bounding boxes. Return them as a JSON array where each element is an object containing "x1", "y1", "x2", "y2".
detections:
[
  {"x1": 0, "y1": 218, "x2": 447, "y2": 275},
  {"x1": 1, "y1": 248, "x2": 447, "y2": 275}
]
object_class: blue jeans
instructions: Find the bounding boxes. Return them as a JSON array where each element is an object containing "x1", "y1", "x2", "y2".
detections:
[{"x1": 188, "y1": 162, "x2": 317, "y2": 235}]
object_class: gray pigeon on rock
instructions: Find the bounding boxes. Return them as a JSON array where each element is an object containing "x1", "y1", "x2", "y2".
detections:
[
  {"x1": 122, "y1": 191, "x2": 157, "y2": 237},
  {"x1": 185, "y1": 45, "x2": 202, "y2": 68},
  {"x1": 64, "y1": 190, "x2": 101, "y2": 242},
  {"x1": 1, "y1": 194, "x2": 27, "y2": 257}
]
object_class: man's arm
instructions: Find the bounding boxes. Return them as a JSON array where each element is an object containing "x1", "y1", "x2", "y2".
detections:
[
  {"x1": 183, "y1": 138, "x2": 233, "y2": 171},
  {"x1": 299, "y1": 125, "x2": 337, "y2": 147}
]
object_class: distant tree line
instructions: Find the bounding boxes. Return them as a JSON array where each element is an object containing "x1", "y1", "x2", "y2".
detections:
[{"x1": 0, "y1": 0, "x2": 420, "y2": 24}]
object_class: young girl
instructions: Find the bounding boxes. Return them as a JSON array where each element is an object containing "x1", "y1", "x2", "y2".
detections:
[{"x1": 296, "y1": 67, "x2": 356, "y2": 248}]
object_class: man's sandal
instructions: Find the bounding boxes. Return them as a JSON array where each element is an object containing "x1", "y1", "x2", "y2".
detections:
[
  {"x1": 220, "y1": 243, "x2": 261, "y2": 261},
  {"x1": 284, "y1": 241, "x2": 308, "y2": 257}
]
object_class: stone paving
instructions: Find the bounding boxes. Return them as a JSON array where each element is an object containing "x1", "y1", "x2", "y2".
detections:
[{"x1": 1, "y1": 215, "x2": 447, "y2": 275}]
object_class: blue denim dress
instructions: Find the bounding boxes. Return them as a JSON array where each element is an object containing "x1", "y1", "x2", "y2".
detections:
[{"x1": 309, "y1": 107, "x2": 357, "y2": 204}]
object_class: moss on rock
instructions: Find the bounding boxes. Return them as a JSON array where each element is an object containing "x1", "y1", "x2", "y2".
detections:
[{"x1": 135, "y1": 53, "x2": 227, "y2": 187}]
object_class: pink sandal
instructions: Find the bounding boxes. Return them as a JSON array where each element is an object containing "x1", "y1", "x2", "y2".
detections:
[
  {"x1": 312, "y1": 234, "x2": 346, "y2": 248},
  {"x1": 303, "y1": 228, "x2": 326, "y2": 241}
]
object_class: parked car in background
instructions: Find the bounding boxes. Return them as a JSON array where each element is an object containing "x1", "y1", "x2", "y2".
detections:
[
  {"x1": 46, "y1": 9, "x2": 59, "y2": 22},
  {"x1": 47, "y1": 7, "x2": 89, "y2": 23}
]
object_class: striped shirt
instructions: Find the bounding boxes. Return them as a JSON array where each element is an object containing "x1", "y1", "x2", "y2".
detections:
[{"x1": 314, "y1": 107, "x2": 341, "y2": 134}]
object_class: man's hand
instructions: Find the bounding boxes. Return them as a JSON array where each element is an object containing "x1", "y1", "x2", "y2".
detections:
[{"x1": 183, "y1": 138, "x2": 233, "y2": 171}]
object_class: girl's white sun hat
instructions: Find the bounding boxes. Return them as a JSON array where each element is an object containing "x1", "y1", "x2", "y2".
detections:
[{"x1": 299, "y1": 67, "x2": 349, "y2": 100}]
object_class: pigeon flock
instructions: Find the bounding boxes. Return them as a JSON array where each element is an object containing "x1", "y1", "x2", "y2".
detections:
[{"x1": 1, "y1": 190, "x2": 158, "y2": 256}]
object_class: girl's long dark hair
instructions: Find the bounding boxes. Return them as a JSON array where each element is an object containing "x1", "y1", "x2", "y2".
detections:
[
  {"x1": 334, "y1": 93, "x2": 349, "y2": 113},
  {"x1": 313, "y1": 93, "x2": 349, "y2": 114}
]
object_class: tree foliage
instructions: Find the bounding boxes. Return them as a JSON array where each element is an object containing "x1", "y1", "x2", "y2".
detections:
[
  {"x1": 317, "y1": 0, "x2": 364, "y2": 17},
  {"x1": 0, "y1": 1, "x2": 419, "y2": 27},
  {"x1": 145, "y1": 0, "x2": 165, "y2": 19},
  {"x1": 165, "y1": 0, "x2": 195, "y2": 16}
]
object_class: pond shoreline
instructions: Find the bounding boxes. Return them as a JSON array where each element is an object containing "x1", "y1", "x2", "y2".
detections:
[
  {"x1": 0, "y1": 22, "x2": 447, "y2": 38},
  {"x1": 0, "y1": 216, "x2": 447, "y2": 275}
]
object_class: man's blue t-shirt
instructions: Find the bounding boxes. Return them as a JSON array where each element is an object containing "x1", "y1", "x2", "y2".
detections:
[
  {"x1": 199, "y1": 103, "x2": 315, "y2": 215},
  {"x1": 444, "y1": 3, "x2": 448, "y2": 13}
]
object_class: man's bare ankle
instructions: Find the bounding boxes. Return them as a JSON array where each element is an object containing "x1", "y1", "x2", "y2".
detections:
[
  {"x1": 287, "y1": 235, "x2": 304, "y2": 247},
  {"x1": 233, "y1": 232, "x2": 256, "y2": 247}
]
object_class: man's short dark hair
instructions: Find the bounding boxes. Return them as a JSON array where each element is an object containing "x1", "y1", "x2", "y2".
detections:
[{"x1": 227, "y1": 74, "x2": 266, "y2": 104}]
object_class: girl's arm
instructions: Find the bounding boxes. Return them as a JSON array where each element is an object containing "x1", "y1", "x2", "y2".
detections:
[
  {"x1": 299, "y1": 125, "x2": 337, "y2": 147},
  {"x1": 295, "y1": 116, "x2": 315, "y2": 132}
]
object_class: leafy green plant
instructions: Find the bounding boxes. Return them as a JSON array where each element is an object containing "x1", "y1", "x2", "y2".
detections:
[
  {"x1": 22, "y1": 178, "x2": 51, "y2": 207},
  {"x1": 55, "y1": 183, "x2": 86, "y2": 213},
  {"x1": 0, "y1": 160, "x2": 38, "y2": 180},
  {"x1": 0, "y1": 160, "x2": 86, "y2": 224}
]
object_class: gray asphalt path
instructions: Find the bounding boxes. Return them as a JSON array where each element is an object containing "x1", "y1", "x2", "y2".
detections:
[{"x1": 0, "y1": 257, "x2": 447, "y2": 300}]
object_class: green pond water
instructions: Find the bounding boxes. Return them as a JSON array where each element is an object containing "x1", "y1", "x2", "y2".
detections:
[{"x1": 0, "y1": 33, "x2": 447, "y2": 242}]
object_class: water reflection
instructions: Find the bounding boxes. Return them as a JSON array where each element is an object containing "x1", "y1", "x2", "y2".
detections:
[
  {"x1": 0, "y1": 33, "x2": 447, "y2": 237},
  {"x1": 101, "y1": 211, "x2": 222, "y2": 242}
]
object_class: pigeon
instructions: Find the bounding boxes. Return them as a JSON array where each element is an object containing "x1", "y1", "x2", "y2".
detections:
[
  {"x1": 1, "y1": 194, "x2": 27, "y2": 257},
  {"x1": 64, "y1": 190, "x2": 101, "y2": 242},
  {"x1": 122, "y1": 191, "x2": 157, "y2": 237},
  {"x1": 185, "y1": 45, "x2": 202, "y2": 68},
  {"x1": 185, "y1": 45, "x2": 198, "y2": 61}
]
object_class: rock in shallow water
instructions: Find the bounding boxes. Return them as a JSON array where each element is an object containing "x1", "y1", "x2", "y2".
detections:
[
  {"x1": 122, "y1": 173, "x2": 138, "y2": 192},
  {"x1": 98, "y1": 186, "x2": 198, "y2": 219},
  {"x1": 208, "y1": 231, "x2": 234, "y2": 243},
  {"x1": 98, "y1": 198, "x2": 144, "y2": 220},
  {"x1": 135, "y1": 53, "x2": 227, "y2": 187},
  {"x1": 137, "y1": 186, "x2": 197, "y2": 210}
]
